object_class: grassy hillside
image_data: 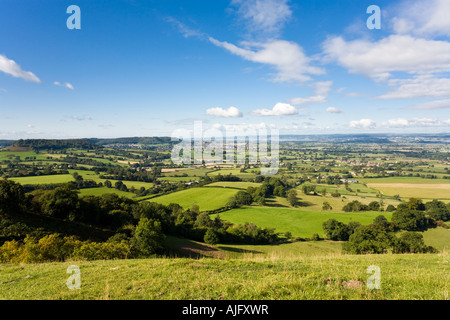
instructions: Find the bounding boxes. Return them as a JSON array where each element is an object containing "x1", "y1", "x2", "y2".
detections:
[
  {"x1": 0, "y1": 252, "x2": 447, "y2": 300},
  {"x1": 215, "y1": 206, "x2": 392, "y2": 238},
  {"x1": 149, "y1": 187, "x2": 240, "y2": 211}
]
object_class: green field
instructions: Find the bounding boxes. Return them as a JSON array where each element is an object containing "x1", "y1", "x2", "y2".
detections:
[
  {"x1": 149, "y1": 187, "x2": 240, "y2": 211},
  {"x1": 215, "y1": 206, "x2": 393, "y2": 238},
  {"x1": 204, "y1": 181, "x2": 261, "y2": 189},
  {"x1": 78, "y1": 187, "x2": 136, "y2": 199},
  {"x1": 0, "y1": 252, "x2": 447, "y2": 299},
  {"x1": 10, "y1": 174, "x2": 75, "y2": 185}
]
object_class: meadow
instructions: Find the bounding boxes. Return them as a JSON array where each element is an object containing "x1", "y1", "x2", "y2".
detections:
[
  {"x1": 0, "y1": 252, "x2": 447, "y2": 300},
  {"x1": 214, "y1": 206, "x2": 393, "y2": 238},
  {"x1": 149, "y1": 187, "x2": 240, "y2": 211}
]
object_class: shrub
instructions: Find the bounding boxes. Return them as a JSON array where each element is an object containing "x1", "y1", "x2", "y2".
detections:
[
  {"x1": 133, "y1": 217, "x2": 165, "y2": 256},
  {"x1": 204, "y1": 229, "x2": 219, "y2": 245}
]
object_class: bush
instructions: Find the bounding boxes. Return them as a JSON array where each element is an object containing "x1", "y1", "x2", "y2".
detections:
[
  {"x1": 133, "y1": 217, "x2": 165, "y2": 256},
  {"x1": 311, "y1": 233, "x2": 320, "y2": 241},
  {"x1": 343, "y1": 225, "x2": 393, "y2": 254},
  {"x1": 392, "y1": 232, "x2": 437, "y2": 253},
  {"x1": 204, "y1": 229, "x2": 219, "y2": 245},
  {"x1": 386, "y1": 204, "x2": 396, "y2": 212},
  {"x1": 322, "y1": 219, "x2": 350, "y2": 241},
  {"x1": 391, "y1": 209, "x2": 429, "y2": 231}
]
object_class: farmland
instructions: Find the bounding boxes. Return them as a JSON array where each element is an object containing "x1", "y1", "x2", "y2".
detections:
[{"x1": 0, "y1": 134, "x2": 449, "y2": 301}]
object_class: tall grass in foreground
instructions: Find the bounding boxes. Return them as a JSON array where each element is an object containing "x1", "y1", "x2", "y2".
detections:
[{"x1": 0, "y1": 251, "x2": 447, "y2": 300}]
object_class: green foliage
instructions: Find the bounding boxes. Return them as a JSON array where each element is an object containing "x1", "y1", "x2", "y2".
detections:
[
  {"x1": 287, "y1": 189, "x2": 298, "y2": 206},
  {"x1": 133, "y1": 217, "x2": 165, "y2": 256},
  {"x1": 322, "y1": 201, "x2": 332, "y2": 211},
  {"x1": 322, "y1": 219, "x2": 351, "y2": 241},
  {"x1": 342, "y1": 200, "x2": 369, "y2": 212},
  {"x1": 203, "y1": 228, "x2": 219, "y2": 245},
  {"x1": 386, "y1": 204, "x2": 396, "y2": 212},
  {"x1": 392, "y1": 232, "x2": 437, "y2": 254},
  {"x1": 343, "y1": 225, "x2": 394, "y2": 254},
  {"x1": 391, "y1": 209, "x2": 429, "y2": 231},
  {"x1": 39, "y1": 184, "x2": 80, "y2": 220},
  {"x1": 0, "y1": 179, "x2": 26, "y2": 217}
]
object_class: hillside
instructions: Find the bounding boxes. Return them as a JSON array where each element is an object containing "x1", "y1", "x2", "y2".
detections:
[{"x1": 0, "y1": 252, "x2": 447, "y2": 299}]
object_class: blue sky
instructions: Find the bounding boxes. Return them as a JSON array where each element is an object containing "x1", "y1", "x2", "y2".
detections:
[{"x1": 1, "y1": 0, "x2": 450, "y2": 139}]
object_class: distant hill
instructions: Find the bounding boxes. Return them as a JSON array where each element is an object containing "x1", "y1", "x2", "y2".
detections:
[
  {"x1": 13, "y1": 139, "x2": 99, "y2": 151},
  {"x1": 88, "y1": 136, "x2": 176, "y2": 146}
]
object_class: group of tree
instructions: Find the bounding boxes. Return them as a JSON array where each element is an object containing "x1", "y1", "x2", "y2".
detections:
[
  {"x1": 321, "y1": 197, "x2": 448, "y2": 254},
  {"x1": 0, "y1": 179, "x2": 280, "y2": 262}
]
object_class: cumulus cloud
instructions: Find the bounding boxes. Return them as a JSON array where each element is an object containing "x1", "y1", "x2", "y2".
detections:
[
  {"x1": 0, "y1": 54, "x2": 40, "y2": 83},
  {"x1": 381, "y1": 117, "x2": 450, "y2": 128},
  {"x1": 230, "y1": 0, "x2": 292, "y2": 36},
  {"x1": 210, "y1": 37, "x2": 324, "y2": 83},
  {"x1": 252, "y1": 102, "x2": 297, "y2": 116},
  {"x1": 349, "y1": 119, "x2": 376, "y2": 129},
  {"x1": 54, "y1": 81, "x2": 74, "y2": 90},
  {"x1": 71, "y1": 115, "x2": 92, "y2": 121},
  {"x1": 205, "y1": 106, "x2": 243, "y2": 118},
  {"x1": 289, "y1": 81, "x2": 333, "y2": 105},
  {"x1": 322, "y1": 35, "x2": 450, "y2": 81},
  {"x1": 391, "y1": 0, "x2": 450, "y2": 37},
  {"x1": 407, "y1": 99, "x2": 450, "y2": 110},
  {"x1": 378, "y1": 75, "x2": 450, "y2": 99},
  {"x1": 326, "y1": 107, "x2": 343, "y2": 114}
]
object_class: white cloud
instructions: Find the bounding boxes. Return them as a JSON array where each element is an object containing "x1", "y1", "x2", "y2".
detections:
[
  {"x1": 0, "y1": 54, "x2": 40, "y2": 83},
  {"x1": 212, "y1": 122, "x2": 270, "y2": 132},
  {"x1": 0, "y1": 88, "x2": 7, "y2": 93},
  {"x1": 349, "y1": 119, "x2": 376, "y2": 129},
  {"x1": 322, "y1": 35, "x2": 450, "y2": 81},
  {"x1": 205, "y1": 106, "x2": 243, "y2": 118},
  {"x1": 378, "y1": 75, "x2": 450, "y2": 99},
  {"x1": 71, "y1": 115, "x2": 92, "y2": 121},
  {"x1": 165, "y1": 17, "x2": 205, "y2": 39},
  {"x1": 407, "y1": 99, "x2": 450, "y2": 110},
  {"x1": 381, "y1": 117, "x2": 450, "y2": 128},
  {"x1": 252, "y1": 102, "x2": 297, "y2": 116},
  {"x1": 289, "y1": 81, "x2": 333, "y2": 105},
  {"x1": 54, "y1": 81, "x2": 74, "y2": 90},
  {"x1": 391, "y1": 0, "x2": 450, "y2": 37},
  {"x1": 326, "y1": 107, "x2": 343, "y2": 114},
  {"x1": 231, "y1": 0, "x2": 292, "y2": 36},
  {"x1": 210, "y1": 37, "x2": 324, "y2": 83}
]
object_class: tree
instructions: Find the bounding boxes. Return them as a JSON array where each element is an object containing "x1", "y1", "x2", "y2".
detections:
[
  {"x1": 386, "y1": 204, "x2": 396, "y2": 212},
  {"x1": 322, "y1": 201, "x2": 332, "y2": 211},
  {"x1": 0, "y1": 179, "x2": 26, "y2": 217},
  {"x1": 133, "y1": 217, "x2": 165, "y2": 256},
  {"x1": 343, "y1": 225, "x2": 394, "y2": 254},
  {"x1": 287, "y1": 189, "x2": 298, "y2": 206},
  {"x1": 392, "y1": 232, "x2": 436, "y2": 253},
  {"x1": 195, "y1": 212, "x2": 213, "y2": 228},
  {"x1": 322, "y1": 219, "x2": 350, "y2": 241},
  {"x1": 204, "y1": 229, "x2": 219, "y2": 245},
  {"x1": 373, "y1": 215, "x2": 390, "y2": 230},
  {"x1": 40, "y1": 184, "x2": 79, "y2": 220},
  {"x1": 391, "y1": 208, "x2": 428, "y2": 231},
  {"x1": 368, "y1": 201, "x2": 381, "y2": 211}
]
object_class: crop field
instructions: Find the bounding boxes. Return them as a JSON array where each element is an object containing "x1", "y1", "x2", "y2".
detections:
[
  {"x1": 149, "y1": 187, "x2": 240, "y2": 211},
  {"x1": 367, "y1": 183, "x2": 450, "y2": 200},
  {"x1": 215, "y1": 206, "x2": 393, "y2": 238},
  {"x1": 204, "y1": 181, "x2": 262, "y2": 189}
]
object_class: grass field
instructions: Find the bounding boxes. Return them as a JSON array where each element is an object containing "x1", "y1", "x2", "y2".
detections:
[
  {"x1": 0, "y1": 252, "x2": 447, "y2": 299},
  {"x1": 10, "y1": 174, "x2": 75, "y2": 185},
  {"x1": 78, "y1": 187, "x2": 136, "y2": 199},
  {"x1": 215, "y1": 206, "x2": 392, "y2": 238},
  {"x1": 367, "y1": 183, "x2": 450, "y2": 200},
  {"x1": 204, "y1": 181, "x2": 261, "y2": 189},
  {"x1": 149, "y1": 187, "x2": 240, "y2": 211}
]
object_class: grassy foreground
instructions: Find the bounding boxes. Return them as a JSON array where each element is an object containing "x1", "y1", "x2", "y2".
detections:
[{"x1": 0, "y1": 252, "x2": 448, "y2": 300}]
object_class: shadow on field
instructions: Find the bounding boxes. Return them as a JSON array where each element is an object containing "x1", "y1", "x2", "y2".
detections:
[
  {"x1": 216, "y1": 246, "x2": 263, "y2": 255},
  {"x1": 264, "y1": 198, "x2": 288, "y2": 208},
  {"x1": 165, "y1": 236, "x2": 226, "y2": 259}
]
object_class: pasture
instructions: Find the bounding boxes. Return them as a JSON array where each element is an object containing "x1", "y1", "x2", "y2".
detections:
[
  {"x1": 148, "y1": 187, "x2": 240, "y2": 211},
  {"x1": 215, "y1": 206, "x2": 393, "y2": 238}
]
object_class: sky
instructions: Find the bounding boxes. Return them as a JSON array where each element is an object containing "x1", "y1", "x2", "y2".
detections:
[{"x1": 1, "y1": 0, "x2": 450, "y2": 139}]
